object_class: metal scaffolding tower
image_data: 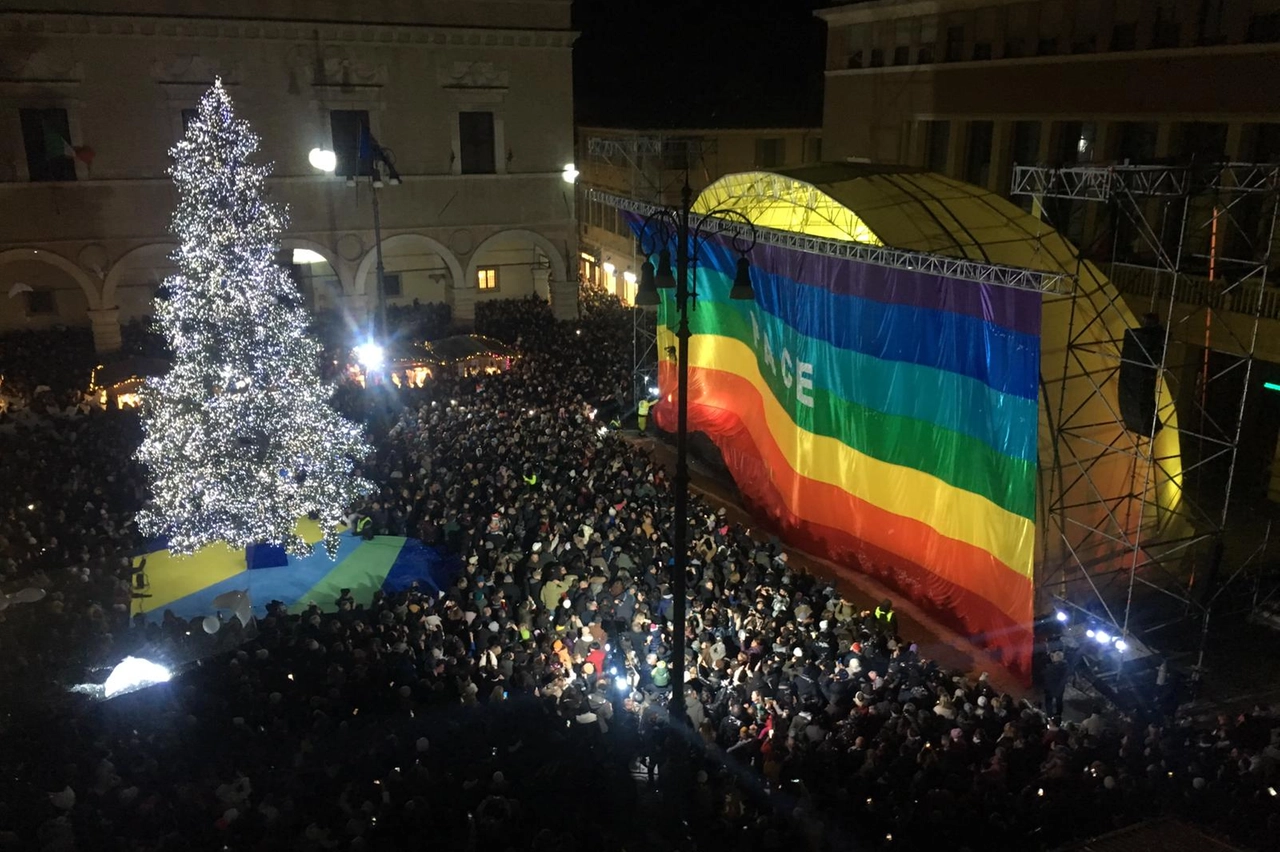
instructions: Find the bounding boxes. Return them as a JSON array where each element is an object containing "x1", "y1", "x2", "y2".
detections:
[
  {"x1": 1013, "y1": 163, "x2": 1279, "y2": 671},
  {"x1": 583, "y1": 134, "x2": 718, "y2": 416}
]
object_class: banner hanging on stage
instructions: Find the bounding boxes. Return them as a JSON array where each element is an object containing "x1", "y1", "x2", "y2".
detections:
[{"x1": 640, "y1": 225, "x2": 1041, "y2": 678}]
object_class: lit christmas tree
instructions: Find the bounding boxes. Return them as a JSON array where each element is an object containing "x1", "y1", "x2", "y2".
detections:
[{"x1": 138, "y1": 81, "x2": 370, "y2": 557}]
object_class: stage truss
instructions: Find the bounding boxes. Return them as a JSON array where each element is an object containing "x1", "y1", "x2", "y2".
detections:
[{"x1": 1013, "y1": 163, "x2": 1279, "y2": 673}]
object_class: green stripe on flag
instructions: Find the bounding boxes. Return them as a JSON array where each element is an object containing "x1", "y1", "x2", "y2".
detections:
[{"x1": 289, "y1": 537, "x2": 405, "y2": 613}]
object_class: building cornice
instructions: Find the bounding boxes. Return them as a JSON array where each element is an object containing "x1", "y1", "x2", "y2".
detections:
[
  {"x1": 0, "y1": 11, "x2": 577, "y2": 49},
  {"x1": 579, "y1": 126, "x2": 822, "y2": 136},
  {"x1": 816, "y1": 0, "x2": 1034, "y2": 26},
  {"x1": 825, "y1": 40, "x2": 1280, "y2": 77}
]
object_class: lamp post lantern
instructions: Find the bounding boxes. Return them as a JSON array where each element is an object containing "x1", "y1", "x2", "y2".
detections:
[
  {"x1": 309, "y1": 132, "x2": 400, "y2": 345},
  {"x1": 634, "y1": 182, "x2": 757, "y2": 732}
]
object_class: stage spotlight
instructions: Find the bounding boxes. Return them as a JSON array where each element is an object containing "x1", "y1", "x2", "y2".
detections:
[
  {"x1": 1095, "y1": 630, "x2": 1111, "y2": 644},
  {"x1": 1114, "y1": 639, "x2": 1128, "y2": 652},
  {"x1": 1086, "y1": 629, "x2": 1096, "y2": 639},
  {"x1": 353, "y1": 342, "x2": 385, "y2": 371},
  {"x1": 1055, "y1": 611, "x2": 1068, "y2": 623}
]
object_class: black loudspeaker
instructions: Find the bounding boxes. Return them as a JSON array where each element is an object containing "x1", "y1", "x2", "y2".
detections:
[{"x1": 1119, "y1": 325, "x2": 1164, "y2": 435}]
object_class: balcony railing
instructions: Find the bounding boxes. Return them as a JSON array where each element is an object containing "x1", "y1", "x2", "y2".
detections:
[{"x1": 1107, "y1": 262, "x2": 1280, "y2": 321}]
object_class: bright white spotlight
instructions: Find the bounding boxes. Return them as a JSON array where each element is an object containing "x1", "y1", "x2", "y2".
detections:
[
  {"x1": 1085, "y1": 629, "x2": 1095, "y2": 639},
  {"x1": 309, "y1": 148, "x2": 337, "y2": 172},
  {"x1": 1114, "y1": 640, "x2": 1128, "y2": 652},
  {"x1": 648, "y1": 386, "x2": 660, "y2": 396},
  {"x1": 603, "y1": 262, "x2": 616, "y2": 276},
  {"x1": 103, "y1": 657, "x2": 171, "y2": 699},
  {"x1": 1094, "y1": 630, "x2": 1111, "y2": 644},
  {"x1": 353, "y1": 342, "x2": 385, "y2": 371},
  {"x1": 561, "y1": 163, "x2": 579, "y2": 184},
  {"x1": 1055, "y1": 611, "x2": 1068, "y2": 623},
  {"x1": 615, "y1": 676, "x2": 630, "y2": 693},
  {"x1": 291, "y1": 248, "x2": 327, "y2": 265}
]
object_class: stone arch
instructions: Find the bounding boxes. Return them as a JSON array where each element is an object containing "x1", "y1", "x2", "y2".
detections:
[
  {"x1": 0, "y1": 248, "x2": 101, "y2": 310},
  {"x1": 464, "y1": 228, "x2": 568, "y2": 296},
  {"x1": 353, "y1": 233, "x2": 464, "y2": 301},
  {"x1": 101, "y1": 242, "x2": 177, "y2": 312},
  {"x1": 280, "y1": 237, "x2": 353, "y2": 297}
]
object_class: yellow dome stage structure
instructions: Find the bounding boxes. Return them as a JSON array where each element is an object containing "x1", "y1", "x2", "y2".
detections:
[
  {"x1": 692, "y1": 164, "x2": 1188, "y2": 579},
  {"x1": 611, "y1": 161, "x2": 1256, "y2": 681}
]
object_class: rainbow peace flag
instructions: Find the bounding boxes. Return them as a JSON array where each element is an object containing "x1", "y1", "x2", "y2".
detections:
[{"x1": 648, "y1": 232, "x2": 1040, "y2": 677}]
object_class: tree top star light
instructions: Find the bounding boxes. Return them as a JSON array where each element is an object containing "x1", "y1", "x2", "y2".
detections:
[{"x1": 137, "y1": 80, "x2": 370, "y2": 557}]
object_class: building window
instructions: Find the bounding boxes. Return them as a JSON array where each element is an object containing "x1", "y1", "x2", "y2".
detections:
[
  {"x1": 1110, "y1": 22, "x2": 1137, "y2": 50},
  {"x1": 459, "y1": 111, "x2": 496, "y2": 175},
  {"x1": 846, "y1": 50, "x2": 863, "y2": 69},
  {"x1": 964, "y1": 121, "x2": 993, "y2": 187},
  {"x1": 1247, "y1": 10, "x2": 1280, "y2": 43},
  {"x1": 1011, "y1": 121, "x2": 1041, "y2": 167},
  {"x1": 925, "y1": 121, "x2": 950, "y2": 173},
  {"x1": 381, "y1": 273, "x2": 402, "y2": 298},
  {"x1": 893, "y1": 45, "x2": 910, "y2": 65},
  {"x1": 1036, "y1": 36, "x2": 1059, "y2": 55},
  {"x1": 19, "y1": 108, "x2": 76, "y2": 182},
  {"x1": 1177, "y1": 122, "x2": 1228, "y2": 163},
  {"x1": 181, "y1": 108, "x2": 199, "y2": 133},
  {"x1": 972, "y1": 41, "x2": 992, "y2": 60},
  {"x1": 869, "y1": 48, "x2": 884, "y2": 67},
  {"x1": 1116, "y1": 122, "x2": 1158, "y2": 163},
  {"x1": 805, "y1": 136, "x2": 822, "y2": 163},
  {"x1": 945, "y1": 25, "x2": 965, "y2": 61},
  {"x1": 1196, "y1": 0, "x2": 1227, "y2": 45},
  {"x1": 26, "y1": 289, "x2": 56, "y2": 315},
  {"x1": 918, "y1": 45, "x2": 935, "y2": 63},
  {"x1": 1003, "y1": 37, "x2": 1025, "y2": 58},
  {"x1": 1151, "y1": 2, "x2": 1180, "y2": 48},
  {"x1": 755, "y1": 137, "x2": 784, "y2": 168},
  {"x1": 477, "y1": 267, "x2": 498, "y2": 291},
  {"x1": 329, "y1": 109, "x2": 373, "y2": 177}
]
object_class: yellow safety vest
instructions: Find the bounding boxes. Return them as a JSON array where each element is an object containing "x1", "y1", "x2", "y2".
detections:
[
  {"x1": 523, "y1": 473, "x2": 537, "y2": 486},
  {"x1": 638, "y1": 399, "x2": 652, "y2": 416}
]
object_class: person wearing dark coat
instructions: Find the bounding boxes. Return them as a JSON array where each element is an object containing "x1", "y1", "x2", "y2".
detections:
[{"x1": 1042, "y1": 650, "x2": 1071, "y2": 719}]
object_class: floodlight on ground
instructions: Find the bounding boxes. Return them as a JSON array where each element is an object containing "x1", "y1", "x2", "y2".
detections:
[
  {"x1": 291, "y1": 248, "x2": 327, "y2": 265},
  {"x1": 308, "y1": 148, "x2": 337, "y2": 172},
  {"x1": 562, "y1": 163, "x2": 579, "y2": 184},
  {"x1": 354, "y1": 342, "x2": 385, "y2": 371},
  {"x1": 103, "y1": 657, "x2": 172, "y2": 699}
]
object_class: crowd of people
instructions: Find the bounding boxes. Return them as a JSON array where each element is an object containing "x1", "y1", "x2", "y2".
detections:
[{"x1": 2, "y1": 298, "x2": 1280, "y2": 851}]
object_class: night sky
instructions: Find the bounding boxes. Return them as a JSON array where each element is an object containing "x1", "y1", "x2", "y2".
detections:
[{"x1": 572, "y1": 0, "x2": 828, "y2": 128}]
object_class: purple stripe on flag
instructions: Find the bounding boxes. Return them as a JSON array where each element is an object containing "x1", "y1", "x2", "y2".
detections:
[{"x1": 623, "y1": 212, "x2": 1042, "y2": 337}]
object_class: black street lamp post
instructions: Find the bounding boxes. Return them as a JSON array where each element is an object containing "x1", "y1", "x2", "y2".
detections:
[{"x1": 634, "y1": 182, "x2": 758, "y2": 730}]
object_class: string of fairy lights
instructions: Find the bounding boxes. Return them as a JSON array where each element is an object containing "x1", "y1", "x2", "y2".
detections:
[{"x1": 136, "y1": 80, "x2": 371, "y2": 557}]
